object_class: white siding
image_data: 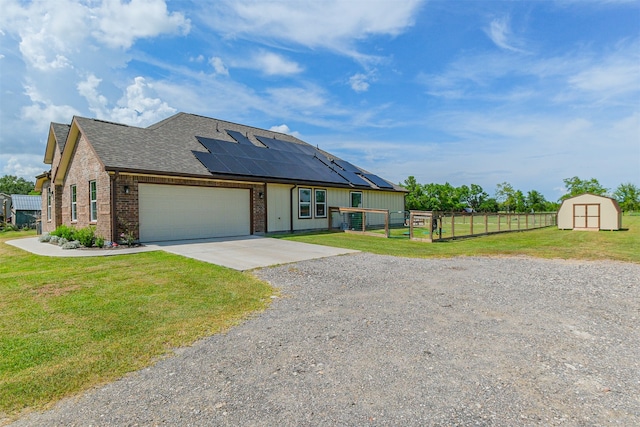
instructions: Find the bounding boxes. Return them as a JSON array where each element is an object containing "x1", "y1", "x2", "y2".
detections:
[{"x1": 266, "y1": 183, "x2": 292, "y2": 233}]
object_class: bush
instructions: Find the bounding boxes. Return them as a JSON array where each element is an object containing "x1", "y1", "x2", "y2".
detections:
[
  {"x1": 50, "y1": 224, "x2": 76, "y2": 241},
  {"x1": 57, "y1": 237, "x2": 68, "y2": 247},
  {"x1": 76, "y1": 226, "x2": 96, "y2": 248},
  {"x1": 61, "y1": 240, "x2": 81, "y2": 250},
  {"x1": 95, "y1": 235, "x2": 105, "y2": 248},
  {"x1": 49, "y1": 235, "x2": 60, "y2": 244},
  {"x1": 38, "y1": 233, "x2": 51, "y2": 242}
]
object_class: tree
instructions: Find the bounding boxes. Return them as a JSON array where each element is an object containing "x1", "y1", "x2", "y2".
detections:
[
  {"x1": 402, "y1": 176, "x2": 426, "y2": 210},
  {"x1": 560, "y1": 176, "x2": 608, "y2": 201},
  {"x1": 0, "y1": 175, "x2": 35, "y2": 195},
  {"x1": 613, "y1": 183, "x2": 640, "y2": 212},
  {"x1": 525, "y1": 190, "x2": 548, "y2": 212},
  {"x1": 459, "y1": 184, "x2": 489, "y2": 212},
  {"x1": 495, "y1": 182, "x2": 516, "y2": 212}
]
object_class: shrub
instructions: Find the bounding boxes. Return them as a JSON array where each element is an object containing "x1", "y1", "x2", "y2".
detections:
[
  {"x1": 76, "y1": 226, "x2": 96, "y2": 248},
  {"x1": 51, "y1": 224, "x2": 76, "y2": 241},
  {"x1": 61, "y1": 240, "x2": 81, "y2": 250},
  {"x1": 49, "y1": 235, "x2": 60, "y2": 244},
  {"x1": 38, "y1": 233, "x2": 51, "y2": 243},
  {"x1": 57, "y1": 237, "x2": 68, "y2": 247},
  {"x1": 95, "y1": 235, "x2": 105, "y2": 248}
]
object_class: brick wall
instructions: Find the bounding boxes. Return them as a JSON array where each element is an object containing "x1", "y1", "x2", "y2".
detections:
[
  {"x1": 59, "y1": 133, "x2": 112, "y2": 239},
  {"x1": 114, "y1": 175, "x2": 267, "y2": 239}
]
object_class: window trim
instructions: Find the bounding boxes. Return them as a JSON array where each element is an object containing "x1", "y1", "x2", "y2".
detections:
[
  {"x1": 298, "y1": 187, "x2": 312, "y2": 219},
  {"x1": 314, "y1": 189, "x2": 327, "y2": 218},
  {"x1": 89, "y1": 180, "x2": 97, "y2": 222},
  {"x1": 47, "y1": 188, "x2": 52, "y2": 221},
  {"x1": 70, "y1": 184, "x2": 77, "y2": 222}
]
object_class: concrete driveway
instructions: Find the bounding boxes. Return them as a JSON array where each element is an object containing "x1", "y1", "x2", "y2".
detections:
[
  {"x1": 7, "y1": 235, "x2": 358, "y2": 270},
  {"x1": 145, "y1": 235, "x2": 358, "y2": 270}
]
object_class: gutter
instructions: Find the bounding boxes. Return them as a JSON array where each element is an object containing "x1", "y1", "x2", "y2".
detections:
[{"x1": 290, "y1": 184, "x2": 297, "y2": 233}]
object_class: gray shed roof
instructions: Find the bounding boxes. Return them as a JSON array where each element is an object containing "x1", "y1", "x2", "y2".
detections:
[{"x1": 11, "y1": 195, "x2": 41, "y2": 211}]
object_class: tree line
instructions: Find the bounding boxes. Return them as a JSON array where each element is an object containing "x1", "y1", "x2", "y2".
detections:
[
  {"x1": 402, "y1": 176, "x2": 640, "y2": 213},
  {"x1": 1, "y1": 174, "x2": 638, "y2": 213}
]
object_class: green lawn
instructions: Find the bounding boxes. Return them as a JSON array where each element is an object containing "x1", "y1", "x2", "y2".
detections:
[
  {"x1": 276, "y1": 215, "x2": 640, "y2": 263},
  {"x1": 0, "y1": 231, "x2": 274, "y2": 421}
]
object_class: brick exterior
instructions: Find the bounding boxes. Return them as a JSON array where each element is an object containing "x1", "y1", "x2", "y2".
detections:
[
  {"x1": 113, "y1": 175, "x2": 267, "y2": 240},
  {"x1": 43, "y1": 156, "x2": 268, "y2": 241}
]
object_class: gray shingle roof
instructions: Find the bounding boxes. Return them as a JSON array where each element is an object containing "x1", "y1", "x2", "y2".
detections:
[
  {"x1": 11, "y1": 195, "x2": 41, "y2": 211},
  {"x1": 72, "y1": 113, "x2": 403, "y2": 191},
  {"x1": 51, "y1": 123, "x2": 70, "y2": 152}
]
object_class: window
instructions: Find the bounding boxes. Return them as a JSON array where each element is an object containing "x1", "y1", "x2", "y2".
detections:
[
  {"x1": 299, "y1": 188, "x2": 311, "y2": 219},
  {"x1": 315, "y1": 189, "x2": 327, "y2": 218},
  {"x1": 70, "y1": 185, "x2": 77, "y2": 221},
  {"x1": 89, "y1": 180, "x2": 97, "y2": 222},
  {"x1": 47, "y1": 189, "x2": 52, "y2": 221},
  {"x1": 350, "y1": 191, "x2": 363, "y2": 208}
]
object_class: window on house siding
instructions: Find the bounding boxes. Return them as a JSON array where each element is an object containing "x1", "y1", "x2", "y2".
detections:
[
  {"x1": 70, "y1": 185, "x2": 77, "y2": 221},
  {"x1": 299, "y1": 188, "x2": 311, "y2": 219},
  {"x1": 47, "y1": 189, "x2": 52, "y2": 221},
  {"x1": 315, "y1": 189, "x2": 327, "y2": 218},
  {"x1": 90, "y1": 181, "x2": 97, "y2": 222}
]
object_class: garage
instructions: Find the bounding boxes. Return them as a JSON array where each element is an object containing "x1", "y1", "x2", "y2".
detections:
[{"x1": 139, "y1": 184, "x2": 251, "y2": 242}]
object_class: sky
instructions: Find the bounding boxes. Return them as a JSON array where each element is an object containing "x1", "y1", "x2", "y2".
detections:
[{"x1": 0, "y1": 0, "x2": 638, "y2": 201}]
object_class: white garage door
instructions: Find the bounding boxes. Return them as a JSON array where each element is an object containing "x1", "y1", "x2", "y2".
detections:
[{"x1": 139, "y1": 184, "x2": 251, "y2": 242}]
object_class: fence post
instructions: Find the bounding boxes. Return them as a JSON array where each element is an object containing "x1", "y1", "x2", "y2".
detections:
[
  {"x1": 469, "y1": 212, "x2": 473, "y2": 236},
  {"x1": 451, "y1": 212, "x2": 455, "y2": 238},
  {"x1": 484, "y1": 214, "x2": 488, "y2": 234}
]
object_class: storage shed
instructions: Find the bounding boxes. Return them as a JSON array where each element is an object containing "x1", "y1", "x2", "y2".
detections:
[
  {"x1": 557, "y1": 194, "x2": 622, "y2": 231},
  {"x1": 10, "y1": 194, "x2": 42, "y2": 228}
]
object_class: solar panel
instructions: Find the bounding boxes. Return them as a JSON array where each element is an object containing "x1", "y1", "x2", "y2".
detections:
[
  {"x1": 192, "y1": 151, "x2": 232, "y2": 174},
  {"x1": 225, "y1": 129, "x2": 254, "y2": 145},
  {"x1": 332, "y1": 158, "x2": 361, "y2": 173},
  {"x1": 194, "y1": 134, "x2": 379, "y2": 187},
  {"x1": 336, "y1": 170, "x2": 372, "y2": 187},
  {"x1": 362, "y1": 173, "x2": 394, "y2": 189}
]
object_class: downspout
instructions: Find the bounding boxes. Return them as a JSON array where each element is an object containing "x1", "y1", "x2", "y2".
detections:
[
  {"x1": 110, "y1": 171, "x2": 118, "y2": 243},
  {"x1": 289, "y1": 184, "x2": 297, "y2": 233}
]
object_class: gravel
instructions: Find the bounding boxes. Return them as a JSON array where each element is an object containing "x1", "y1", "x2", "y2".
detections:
[{"x1": 9, "y1": 254, "x2": 640, "y2": 426}]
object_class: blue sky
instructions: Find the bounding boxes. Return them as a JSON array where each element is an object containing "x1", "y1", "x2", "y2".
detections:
[{"x1": 1, "y1": 0, "x2": 638, "y2": 201}]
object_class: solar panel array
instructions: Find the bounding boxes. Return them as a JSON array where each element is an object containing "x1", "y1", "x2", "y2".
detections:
[{"x1": 193, "y1": 131, "x2": 394, "y2": 189}]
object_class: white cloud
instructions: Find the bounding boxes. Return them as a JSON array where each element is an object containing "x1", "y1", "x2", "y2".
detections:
[
  {"x1": 77, "y1": 74, "x2": 109, "y2": 118},
  {"x1": 269, "y1": 124, "x2": 301, "y2": 138},
  {"x1": 485, "y1": 16, "x2": 526, "y2": 53},
  {"x1": 111, "y1": 77, "x2": 177, "y2": 126},
  {"x1": 77, "y1": 75, "x2": 176, "y2": 127},
  {"x1": 1, "y1": 154, "x2": 46, "y2": 180},
  {"x1": 92, "y1": 0, "x2": 191, "y2": 49},
  {"x1": 209, "y1": 56, "x2": 229, "y2": 75},
  {"x1": 2, "y1": 0, "x2": 190, "y2": 71},
  {"x1": 201, "y1": 0, "x2": 423, "y2": 61},
  {"x1": 20, "y1": 84, "x2": 81, "y2": 131},
  {"x1": 253, "y1": 52, "x2": 302, "y2": 76},
  {"x1": 349, "y1": 73, "x2": 370, "y2": 92}
]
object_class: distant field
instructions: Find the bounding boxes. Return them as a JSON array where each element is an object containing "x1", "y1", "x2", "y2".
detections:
[{"x1": 277, "y1": 215, "x2": 640, "y2": 264}]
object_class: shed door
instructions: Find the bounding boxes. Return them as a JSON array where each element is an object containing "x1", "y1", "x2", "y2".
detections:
[
  {"x1": 139, "y1": 184, "x2": 250, "y2": 242},
  {"x1": 573, "y1": 203, "x2": 600, "y2": 229}
]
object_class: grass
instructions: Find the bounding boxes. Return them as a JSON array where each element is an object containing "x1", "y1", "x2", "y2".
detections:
[
  {"x1": 275, "y1": 215, "x2": 640, "y2": 263},
  {"x1": 0, "y1": 230, "x2": 274, "y2": 421}
]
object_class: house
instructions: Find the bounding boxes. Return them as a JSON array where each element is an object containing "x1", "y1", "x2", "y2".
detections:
[
  {"x1": 10, "y1": 194, "x2": 41, "y2": 228},
  {"x1": 557, "y1": 193, "x2": 622, "y2": 231},
  {"x1": 35, "y1": 113, "x2": 406, "y2": 243}
]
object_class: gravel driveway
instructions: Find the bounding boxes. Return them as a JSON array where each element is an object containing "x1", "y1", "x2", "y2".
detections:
[{"x1": 10, "y1": 254, "x2": 640, "y2": 426}]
